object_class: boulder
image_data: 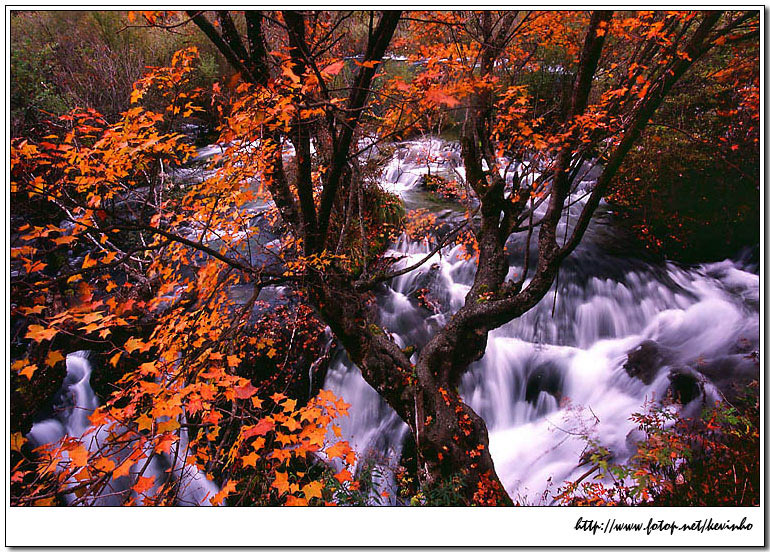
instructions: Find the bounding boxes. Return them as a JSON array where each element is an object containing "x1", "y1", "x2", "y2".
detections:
[{"x1": 624, "y1": 340, "x2": 668, "y2": 385}]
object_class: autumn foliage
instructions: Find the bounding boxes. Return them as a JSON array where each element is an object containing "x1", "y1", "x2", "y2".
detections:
[
  {"x1": 556, "y1": 383, "x2": 760, "y2": 507},
  {"x1": 10, "y1": 10, "x2": 759, "y2": 506},
  {"x1": 11, "y1": 44, "x2": 359, "y2": 507}
]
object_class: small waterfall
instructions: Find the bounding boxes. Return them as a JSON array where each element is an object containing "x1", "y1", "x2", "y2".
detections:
[
  {"x1": 28, "y1": 351, "x2": 97, "y2": 447},
  {"x1": 323, "y1": 137, "x2": 760, "y2": 504},
  {"x1": 27, "y1": 352, "x2": 220, "y2": 506}
]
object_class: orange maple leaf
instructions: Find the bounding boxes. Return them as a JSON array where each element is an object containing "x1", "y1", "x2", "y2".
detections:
[
  {"x1": 234, "y1": 381, "x2": 258, "y2": 399},
  {"x1": 45, "y1": 350, "x2": 66, "y2": 367},
  {"x1": 113, "y1": 458, "x2": 134, "y2": 480},
  {"x1": 302, "y1": 480, "x2": 324, "y2": 501},
  {"x1": 133, "y1": 475, "x2": 155, "y2": 495},
  {"x1": 322, "y1": 60, "x2": 345, "y2": 77},
  {"x1": 93, "y1": 457, "x2": 116, "y2": 473},
  {"x1": 20, "y1": 364, "x2": 38, "y2": 380},
  {"x1": 333, "y1": 469, "x2": 353, "y2": 484},
  {"x1": 285, "y1": 495, "x2": 309, "y2": 506},
  {"x1": 69, "y1": 445, "x2": 89, "y2": 468},
  {"x1": 241, "y1": 451, "x2": 260, "y2": 468},
  {"x1": 25, "y1": 324, "x2": 58, "y2": 342},
  {"x1": 326, "y1": 440, "x2": 354, "y2": 463},
  {"x1": 426, "y1": 88, "x2": 460, "y2": 108},
  {"x1": 272, "y1": 471, "x2": 290, "y2": 495},
  {"x1": 243, "y1": 419, "x2": 274, "y2": 438},
  {"x1": 271, "y1": 448, "x2": 292, "y2": 464},
  {"x1": 270, "y1": 392, "x2": 287, "y2": 403},
  {"x1": 210, "y1": 479, "x2": 237, "y2": 506}
]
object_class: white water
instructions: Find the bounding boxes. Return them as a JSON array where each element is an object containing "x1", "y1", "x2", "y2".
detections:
[
  {"x1": 323, "y1": 137, "x2": 759, "y2": 504},
  {"x1": 25, "y1": 137, "x2": 758, "y2": 506},
  {"x1": 27, "y1": 352, "x2": 220, "y2": 506}
]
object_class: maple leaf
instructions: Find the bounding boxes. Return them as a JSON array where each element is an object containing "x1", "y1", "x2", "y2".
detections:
[
  {"x1": 275, "y1": 432, "x2": 295, "y2": 446},
  {"x1": 11, "y1": 432, "x2": 26, "y2": 453},
  {"x1": 155, "y1": 433, "x2": 177, "y2": 454},
  {"x1": 226, "y1": 355, "x2": 241, "y2": 368},
  {"x1": 133, "y1": 475, "x2": 155, "y2": 495},
  {"x1": 69, "y1": 445, "x2": 89, "y2": 468},
  {"x1": 93, "y1": 457, "x2": 116, "y2": 473},
  {"x1": 46, "y1": 350, "x2": 66, "y2": 367},
  {"x1": 19, "y1": 304, "x2": 46, "y2": 315},
  {"x1": 322, "y1": 60, "x2": 345, "y2": 76},
  {"x1": 243, "y1": 419, "x2": 274, "y2": 438},
  {"x1": 302, "y1": 480, "x2": 324, "y2": 501},
  {"x1": 271, "y1": 448, "x2": 292, "y2": 464},
  {"x1": 333, "y1": 469, "x2": 353, "y2": 484},
  {"x1": 281, "y1": 398, "x2": 297, "y2": 412},
  {"x1": 334, "y1": 397, "x2": 351, "y2": 416},
  {"x1": 270, "y1": 392, "x2": 287, "y2": 403},
  {"x1": 282, "y1": 65, "x2": 301, "y2": 85},
  {"x1": 234, "y1": 381, "x2": 258, "y2": 399},
  {"x1": 210, "y1": 479, "x2": 237, "y2": 506},
  {"x1": 53, "y1": 235, "x2": 77, "y2": 246},
  {"x1": 283, "y1": 416, "x2": 301, "y2": 432},
  {"x1": 157, "y1": 418, "x2": 180, "y2": 433},
  {"x1": 285, "y1": 495, "x2": 309, "y2": 506},
  {"x1": 20, "y1": 364, "x2": 38, "y2": 380},
  {"x1": 136, "y1": 413, "x2": 153, "y2": 432},
  {"x1": 326, "y1": 441, "x2": 355, "y2": 464},
  {"x1": 11, "y1": 358, "x2": 30, "y2": 372},
  {"x1": 25, "y1": 324, "x2": 58, "y2": 342},
  {"x1": 272, "y1": 471, "x2": 290, "y2": 495},
  {"x1": 317, "y1": 389, "x2": 336, "y2": 403},
  {"x1": 241, "y1": 451, "x2": 260, "y2": 467},
  {"x1": 89, "y1": 408, "x2": 109, "y2": 426},
  {"x1": 113, "y1": 458, "x2": 134, "y2": 480},
  {"x1": 124, "y1": 336, "x2": 146, "y2": 354},
  {"x1": 426, "y1": 88, "x2": 460, "y2": 108},
  {"x1": 187, "y1": 395, "x2": 204, "y2": 414},
  {"x1": 81, "y1": 255, "x2": 98, "y2": 269},
  {"x1": 139, "y1": 361, "x2": 160, "y2": 376}
]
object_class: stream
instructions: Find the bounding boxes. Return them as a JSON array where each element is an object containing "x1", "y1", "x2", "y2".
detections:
[
  {"x1": 26, "y1": 137, "x2": 759, "y2": 505},
  {"x1": 323, "y1": 138, "x2": 760, "y2": 504}
]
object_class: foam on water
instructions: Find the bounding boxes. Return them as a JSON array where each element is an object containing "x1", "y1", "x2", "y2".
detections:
[{"x1": 323, "y1": 137, "x2": 759, "y2": 503}]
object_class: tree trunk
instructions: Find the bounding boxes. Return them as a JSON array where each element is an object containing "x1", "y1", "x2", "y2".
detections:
[{"x1": 309, "y1": 270, "x2": 511, "y2": 505}]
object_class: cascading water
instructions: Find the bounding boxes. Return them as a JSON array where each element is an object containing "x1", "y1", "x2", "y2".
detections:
[
  {"x1": 323, "y1": 137, "x2": 759, "y2": 504},
  {"x1": 27, "y1": 352, "x2": 220, "y2": 505},
  {"x1": 23, "y1": 138, "x2": 758, "y2": 506}
]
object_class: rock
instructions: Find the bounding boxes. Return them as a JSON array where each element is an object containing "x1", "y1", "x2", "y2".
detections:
[
  {"x1": 525, "y1": 362, "x2": 563, "y2": 405},
  {"x1": 667, "y1": 366, "x2": 704, "y2": 405},
  {"x1": 691, "y1": 353, "x2": 759, "y2": 404},
  {"x1": 623, "y1": 340, "x2": 668, "y2": 385}
]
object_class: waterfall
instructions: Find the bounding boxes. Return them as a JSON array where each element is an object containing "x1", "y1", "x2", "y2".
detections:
[{"x1": 322, "y1": 137, "x2": 759, "y2": 504}]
